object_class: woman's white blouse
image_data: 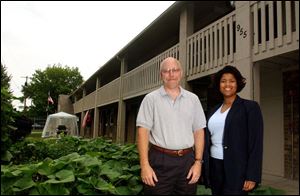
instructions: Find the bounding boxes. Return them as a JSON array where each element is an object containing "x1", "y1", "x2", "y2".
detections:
[{"x1": 207, "y1": 105, "x2": 230, "y2": 160}]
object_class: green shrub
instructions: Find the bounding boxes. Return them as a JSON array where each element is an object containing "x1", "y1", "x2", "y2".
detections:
[
  {"x1": 2, "y1": 137, "x2": 142, "y2": 195},
  {"x1": 1, "y1": 87, "x2": 15, "y2": 163}
]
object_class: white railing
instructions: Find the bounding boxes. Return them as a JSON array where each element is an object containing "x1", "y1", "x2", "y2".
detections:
[
  {"x1": 73, "y1": 98, "x2": 83, "y2": 114},
  {"x1": 96, "y1": 78, "x2": 120, "y2": 106},
  {"x1": 74, "y1": 91, "x2": 96, "y2": 113},
  {"x1": 186, "y1": 11, "x2": 236, "y2": 81},
  {"x1": 82, "y1": 91, "x2": 96, "y2": 111},
  {"x1": 251, "y1": 1, "x2": 299, "y2": 61},
  {"x1": 122, "y1": 44, "x2": 179, "y2": 99}
]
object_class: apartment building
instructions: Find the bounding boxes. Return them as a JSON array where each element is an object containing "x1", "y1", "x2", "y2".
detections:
[{"x1": 60, "y1": 1, "x2": 299, "y2": 180}]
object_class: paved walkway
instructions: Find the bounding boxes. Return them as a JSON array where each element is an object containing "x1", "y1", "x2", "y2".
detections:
[{"x1": 262, "y1": 173, "x2": 299, "y2": 195}]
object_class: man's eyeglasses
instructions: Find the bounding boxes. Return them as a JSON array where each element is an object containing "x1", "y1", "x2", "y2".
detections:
[{"x1": 161, "y1": 68, "x2": 181, "y2": 74}]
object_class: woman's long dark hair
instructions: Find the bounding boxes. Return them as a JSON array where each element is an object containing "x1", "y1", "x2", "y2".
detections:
[{"x1": 213, "y1": 65, "x2": 246, "y2": 93}]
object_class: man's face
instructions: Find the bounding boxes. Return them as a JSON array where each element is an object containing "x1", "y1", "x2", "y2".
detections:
[{"x1": 160, "y1": 59, "x2": 182, "y2": 89}]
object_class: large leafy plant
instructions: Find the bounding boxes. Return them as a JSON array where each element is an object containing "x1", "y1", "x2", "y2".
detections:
[{"x1": 2, "y1": 137, "x2": 142, "y2": 195}]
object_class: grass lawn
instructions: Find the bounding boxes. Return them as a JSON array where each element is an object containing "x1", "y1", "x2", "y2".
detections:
[{"x1": 26, "y1": 130, "x2": 43, "y2": 140}]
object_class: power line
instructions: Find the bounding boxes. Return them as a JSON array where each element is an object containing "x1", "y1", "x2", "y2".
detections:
[{"x1": 10, "y1": 78, "x2": 22, "y2": 91}]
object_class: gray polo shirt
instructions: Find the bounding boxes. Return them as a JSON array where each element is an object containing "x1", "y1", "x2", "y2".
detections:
[{"x1": 136, "y1": 86, "x2": 206, "y2": 150}]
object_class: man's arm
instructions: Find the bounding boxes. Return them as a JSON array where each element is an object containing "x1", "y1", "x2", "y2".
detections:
[
  {"x1": 137, "y1": 127, "x2": 150, "y2": 168},
  {"x1": 194, "y1": 128, "x2": 205, "y2": 162},
  {"x1": 187, "y1": 128, "x2": 205, "y2": 184},
  {"x1": 137, "y1": 127, "x2": 158, "y2": 186}
]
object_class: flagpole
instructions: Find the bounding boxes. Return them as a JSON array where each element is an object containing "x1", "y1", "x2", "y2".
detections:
[
  {"x1": 47, "y1": 91, "x2": 50, "y2": 117},
  {"x1": 47, "y1": 100, "x2": 49, "y2": 117}
]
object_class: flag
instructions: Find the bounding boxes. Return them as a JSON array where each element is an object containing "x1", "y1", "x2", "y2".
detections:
[
  {"x1": 82, "y1": 110, "x2": 89, "y2": 128},
  {"x1": 48, "y1": 91, "x2": 54, "y2": 104},
  {"x1": 48, "y1": 96, "x2": 54, "y2": 104}
]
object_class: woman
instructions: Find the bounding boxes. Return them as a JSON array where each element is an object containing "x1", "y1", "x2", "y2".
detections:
[{"x1": 203, "y1": 65, "x2": 263, "y2": 195}]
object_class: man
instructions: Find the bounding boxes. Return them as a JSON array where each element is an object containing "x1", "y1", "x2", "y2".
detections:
[{"x1": 136, "y1": 57, "x2": 206, "y2": 195}]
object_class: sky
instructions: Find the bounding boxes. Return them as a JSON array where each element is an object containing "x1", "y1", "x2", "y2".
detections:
[{"x1": 1, "y1": 1, "x2": 175, "y2": 110}]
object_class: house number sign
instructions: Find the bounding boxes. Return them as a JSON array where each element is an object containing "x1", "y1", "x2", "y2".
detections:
[{"x1": 236, "y1": 24, "x2": 247, "y2": 38}]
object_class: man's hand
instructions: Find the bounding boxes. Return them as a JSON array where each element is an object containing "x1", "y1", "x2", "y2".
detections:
[
  {"x1": 141, "y1": 164, "x2": 158, "y2": 186},
  {"x1": 187, "y1": 161, "x2": 202, "y2": 184}
]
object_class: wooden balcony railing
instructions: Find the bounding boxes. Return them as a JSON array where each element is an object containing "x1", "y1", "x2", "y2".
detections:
[
  {"x1": 73, "y1": 98, "x2": 83, "y2": 114},
  {"x1": 186, "y1": 11, "x2": 236, "y2": 81},
  {"x1": 74, "y1": 2, "x2": 299, "y2": 110},
  {"x1": 96, "y1": 78, "x2": 120, "y2": 106},
  {"x1": 83, "y1": 91, "x2": 96, "y2": 111},
  {"x1": 251, "y1": 1, "x2": 299, "y2": 61},
  {"x1": 122, "y1": 44, "x2": 179, "y2": 99}
]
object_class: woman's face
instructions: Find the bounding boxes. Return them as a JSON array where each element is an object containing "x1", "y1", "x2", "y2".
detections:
[{"x1": 219, "y1": 73, "x2": 237, "y2": 98}]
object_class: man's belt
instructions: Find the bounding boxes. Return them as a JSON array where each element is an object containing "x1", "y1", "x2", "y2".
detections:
[{"x1": 151, "y1": 144, "x2": 193, "y2": 157}]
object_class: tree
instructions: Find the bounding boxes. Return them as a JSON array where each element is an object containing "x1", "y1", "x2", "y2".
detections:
[
  {"x1": 22, "y1": 64, "x2": 83, "y2": 117},
  {"x1": 1, "y1": 63, "x2": 11, "y2": 89},
  {"x1": 1, "y1": 63, "x2": 15, "y2": 162}
]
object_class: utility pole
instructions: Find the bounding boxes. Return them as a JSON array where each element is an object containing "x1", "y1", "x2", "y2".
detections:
[{"x1": 21, "y1": 76, "x2": 29, "y2": 111}]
